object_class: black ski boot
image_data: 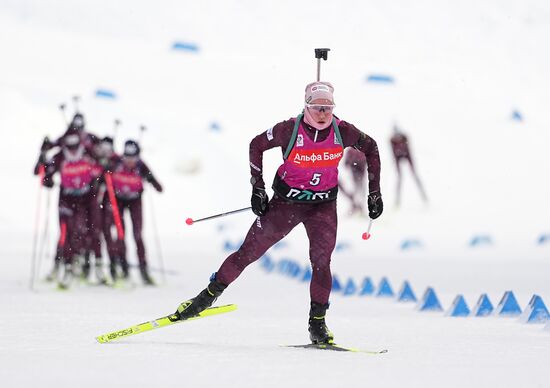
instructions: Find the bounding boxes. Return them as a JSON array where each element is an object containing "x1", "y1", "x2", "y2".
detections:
[
  {"x1": 308, "y1": 302, "x2": 334, "y2": 344},
  {"x1": 120, "y1": 257, "x2": 130, "y2": 279},
  {"x1": 109, "y1": 258, "x2": 119, "y2": 282},
  {"x1": 140, "y1": 264, "x2": 155, "y2": 286},
  {"x1": 176, "y1": 280, "x2": 227, "y2": 320}
]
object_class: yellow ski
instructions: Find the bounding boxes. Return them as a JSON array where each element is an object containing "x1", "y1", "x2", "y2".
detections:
[{"x1": 96, "y1": 303, "x2": 237, "y2": 344}]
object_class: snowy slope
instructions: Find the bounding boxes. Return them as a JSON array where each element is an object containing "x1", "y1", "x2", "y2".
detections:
[{"x1": 1, "y1": 1, "x2": 550, "y2": 387}]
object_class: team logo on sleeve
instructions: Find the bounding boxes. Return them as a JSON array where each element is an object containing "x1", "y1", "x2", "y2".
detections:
[{"x1": 266, "y1": 127, "x2": 274, "y2": 141}]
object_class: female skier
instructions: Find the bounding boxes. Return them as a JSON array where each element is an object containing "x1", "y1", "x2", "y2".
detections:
[{"x1": 176, "y1": 81, "x2": 383, "y2": 344}]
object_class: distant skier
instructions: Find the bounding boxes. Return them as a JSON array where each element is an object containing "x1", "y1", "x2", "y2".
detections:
[
  {"x1": 108, "y1": 140, "x2": 163, "y2": 285},
  {"x1": 338, "y1": 147, "x2": 367, "y2": 216},
  {"x1": 42, "y1": 129, "x2": 102, "y2": 288},
  {"x1": 174, "y1": 81, "x2": 382, "y2": 344},
  {"x1": 93, "y1": 136, "x2": 121, "y2": 283},
  {"x1": 390, "y1": 124, "x2": 427, "y2": 207}
]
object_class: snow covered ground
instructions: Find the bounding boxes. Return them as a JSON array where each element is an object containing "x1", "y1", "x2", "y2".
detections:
[{"x1": 1, "y1": 1, "x2": 550, "y2": 387}]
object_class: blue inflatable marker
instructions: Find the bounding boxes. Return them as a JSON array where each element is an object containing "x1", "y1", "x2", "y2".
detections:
[
  {"x1": 209, "y1": 122, "x2": 221, "y2": 132},
  {"x1": 273, "y1": 241, "x2": 288, "y2": 250},
  {"x1": 520, "y1": 295, "x2": 550, "y2": 324},
  {"x1": 447, "y1": 295, "x2": 471, "y2": 317},
  {"x1": 95, "y1": 89, "x2": 117, "y2": 99},
  {"x1": 335, "y1": 241, "x2": 351, "y2": 252},
  {"x1": 511, "y1": 109, "x2": 523, "y2": 122},
  {"x1": 301, "y1": 266, "x2": 312, "y2": 282},
  {"x1": 223, "y1": 239, "x2": 242, "y2": 252},
  {"x1": 537, "y1": 234, "x2": 550, "y2": 245},
  {"x1": 366, "y1": 74, "x2": 395, "y2": 84},
  {"x1": 472, "y1": 294, "x2": 494, "y2": 317},
  {"x1": 359, "y1": 277, "x2": 375, "y2": 296},
  {"x1": 332, "y1": 274, "x2": 343, "y2": 292},
  {"x1": 469, "y1": 235, "x2": 493, "y2": 247},
  {"x1": 418, "y1": 287, "x2": 443, "y2": 312},
  {"x1": 400, "y1": 239, "x2": 423, "y2": 250},
  {"x1": 495, "y1": 291, "x2": 522, "y2": 316},
  {"x1": 343, "y1": 278, "x2": 358, "y2": 296},
  {"x1": 260, "y1": 255, "x2": 274, "y2": 273},
  {"x1": 397, "y1": 281, "x2": 417, "y2": 302},
  {"x1": 171, "y1": 41, "x2": 200, "y2": 53},
  {"x1": 376, "y1": 277, "x2": 394, "y2": 297},
  {"x1": 277, "y1": 259, "x2": 301, "y2": 278}
]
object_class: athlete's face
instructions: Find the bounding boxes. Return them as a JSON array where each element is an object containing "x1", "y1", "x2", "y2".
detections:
[{"x1": 306, "y1": 98, "x2": 335, "y2": 126}]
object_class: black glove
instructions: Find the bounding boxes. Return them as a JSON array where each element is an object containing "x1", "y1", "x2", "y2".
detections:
[
  {"x1": 251, "y1": 186, "x2": 269, "y2": 216},
  {"x1": 367, "y1": 191, "x2": 383, "y2": 219},
  {"x1": 152, "y1": 180, "x2": 163, "y2": 193},
  {"x1": 43, "y1": 176, "x2": 54, "y2": 188},
  {"x1": 41, "y1": 136, "x2": 51, "y2": 152}
]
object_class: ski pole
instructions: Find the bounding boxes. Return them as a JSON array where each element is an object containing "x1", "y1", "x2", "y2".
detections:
[
  {"x1": 186, "y1": 207, "x2": 252, "y2": 225},
  {"x1": 113, "y1": 119, "x2": 121, "y2": 141},
  {"x1": 104, "y1": 172, "x2": 125, "y2": 240},
  {"x1": 138, "y1": 125, "x2": 146, "y2": 143},
  {"x1": 30, "y1": 165, "x2": 45, "y2": 290},
  {"x1": 72, "y1": 95, "x2": 81, "y2": 113},
  {"x1": 59, "y1": 103, "x2": 68, "y2": 125},
  {"x1": 36, "y1": 188, "x2": 52, "y2": 282},
  {"x1": 314, "y1": 48, "x2": 330, "y2": 81},
  {"x1": 362, "y1": 218, "x2": 374, "y2": 240},
  {"x1": 147, "y1": 191, "x2": 166, "y2": 284}
]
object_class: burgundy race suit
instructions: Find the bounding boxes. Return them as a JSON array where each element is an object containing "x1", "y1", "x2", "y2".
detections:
[
  {"x1": 107, "y1": 158, "x2": 162, "y2": 269},
  {"x1": 215, "y1": 114, "x2": 381, "y2": 305},
  {"x1": 43, "y1": 147, "x2": 102, "y2": 265}
]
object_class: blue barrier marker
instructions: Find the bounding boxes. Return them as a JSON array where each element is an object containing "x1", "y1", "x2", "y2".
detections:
[
  {"x1": 171, "y1": 41, "x2": 200, "y2": 52},
  {"x1": 366, "y1": 74, "x2": 395, "y2": 84},
  {"x1": 495, "y1": 291, "x2": 522, "y2": 316},
  {"x1": 376, "y1": 277, "x2": 395, "y2": 297},
  {"x1": 537, "y1": 234, "x2": 550, "y2": 245},
  {"x1": 332, "y1": 274, "x2": 343, "y2": 292},
  {"x1": 511, "y1": 110, "x2": 523, "y2": 122},
  {"x1": 223, "y1": 239, "x2": 243, "y2": 251},
  {"x1": 469, "y1": 235, "x2": 493, "y2": 247},
  {"x1": 447, "y1": 295, "x2": 471, "y2": 317},
  {"x1": 95, "y1": 89, "x2": 116, "y2": 99},
  {"x1": 277, "y1": 259, "x2": 301, "y2": 278},
  {"x1": 335, "y1": 241, "x2": 351, "y2": 252},
  {"x1": 397, "y1": 281, "x2": 417, "y2": 302},
  {"x1": 260, "y1": 255, "x2": 274, "y2": 272},
  {"x1": 273, "y1": 241, "x2": 288, "y2": 250},
  {"x1": 418, "y1": 287, "x2": 443, "y2": 312},
  {"x1": 301, "y1": 266, "x2": 312, "y2": 282},
  {"x1": 472, "y1": 294, "x2": 494, "y2": 317},
  {"x1": 400, "y1": 239, "x2": 423, "y2": 250},
  {"x1": 209, "y1": 122, "x2": 221, "y2": 132},
  {"x1": 359, "y1": 277, "x2": 375, "y2": 296},
  {"x1": 343, "y1": 278, "x2": 358, "y2": 296},
  {"x1": 520, "y1": 295, "x2": 550, "y2": 324}
]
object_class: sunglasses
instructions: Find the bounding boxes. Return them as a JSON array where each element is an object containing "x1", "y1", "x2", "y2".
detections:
[{"x1": 306, "y1": 104, "x2": 335, "y2": 113}]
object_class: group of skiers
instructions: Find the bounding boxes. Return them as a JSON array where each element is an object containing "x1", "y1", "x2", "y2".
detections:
[{"x1": 34, "y1": 112, "x2": 163, "y2": 289}]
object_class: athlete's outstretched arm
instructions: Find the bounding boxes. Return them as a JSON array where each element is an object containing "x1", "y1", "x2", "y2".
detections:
[{"x1": 249, "y1": 119, "x2": 294, "y2": 188}]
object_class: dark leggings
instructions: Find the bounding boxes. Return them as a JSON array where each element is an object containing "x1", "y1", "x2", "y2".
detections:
[{"x1": 216, "y1": 196, "x2": 338, "y2": 305}]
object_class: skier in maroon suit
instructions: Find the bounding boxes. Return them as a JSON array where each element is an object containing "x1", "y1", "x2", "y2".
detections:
[
  {"x1": 42, "y1": 129, "x2": 102, "y2": 288},
  {"x1": 390, "y1": 124, "x2": 427, "y2": 207},
  {"x1": 108, "y1": 140, "x2": 163, "y2": 285},
  {"x1": 175, "y1": 81, "x2": 383, "y2": 344}
]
